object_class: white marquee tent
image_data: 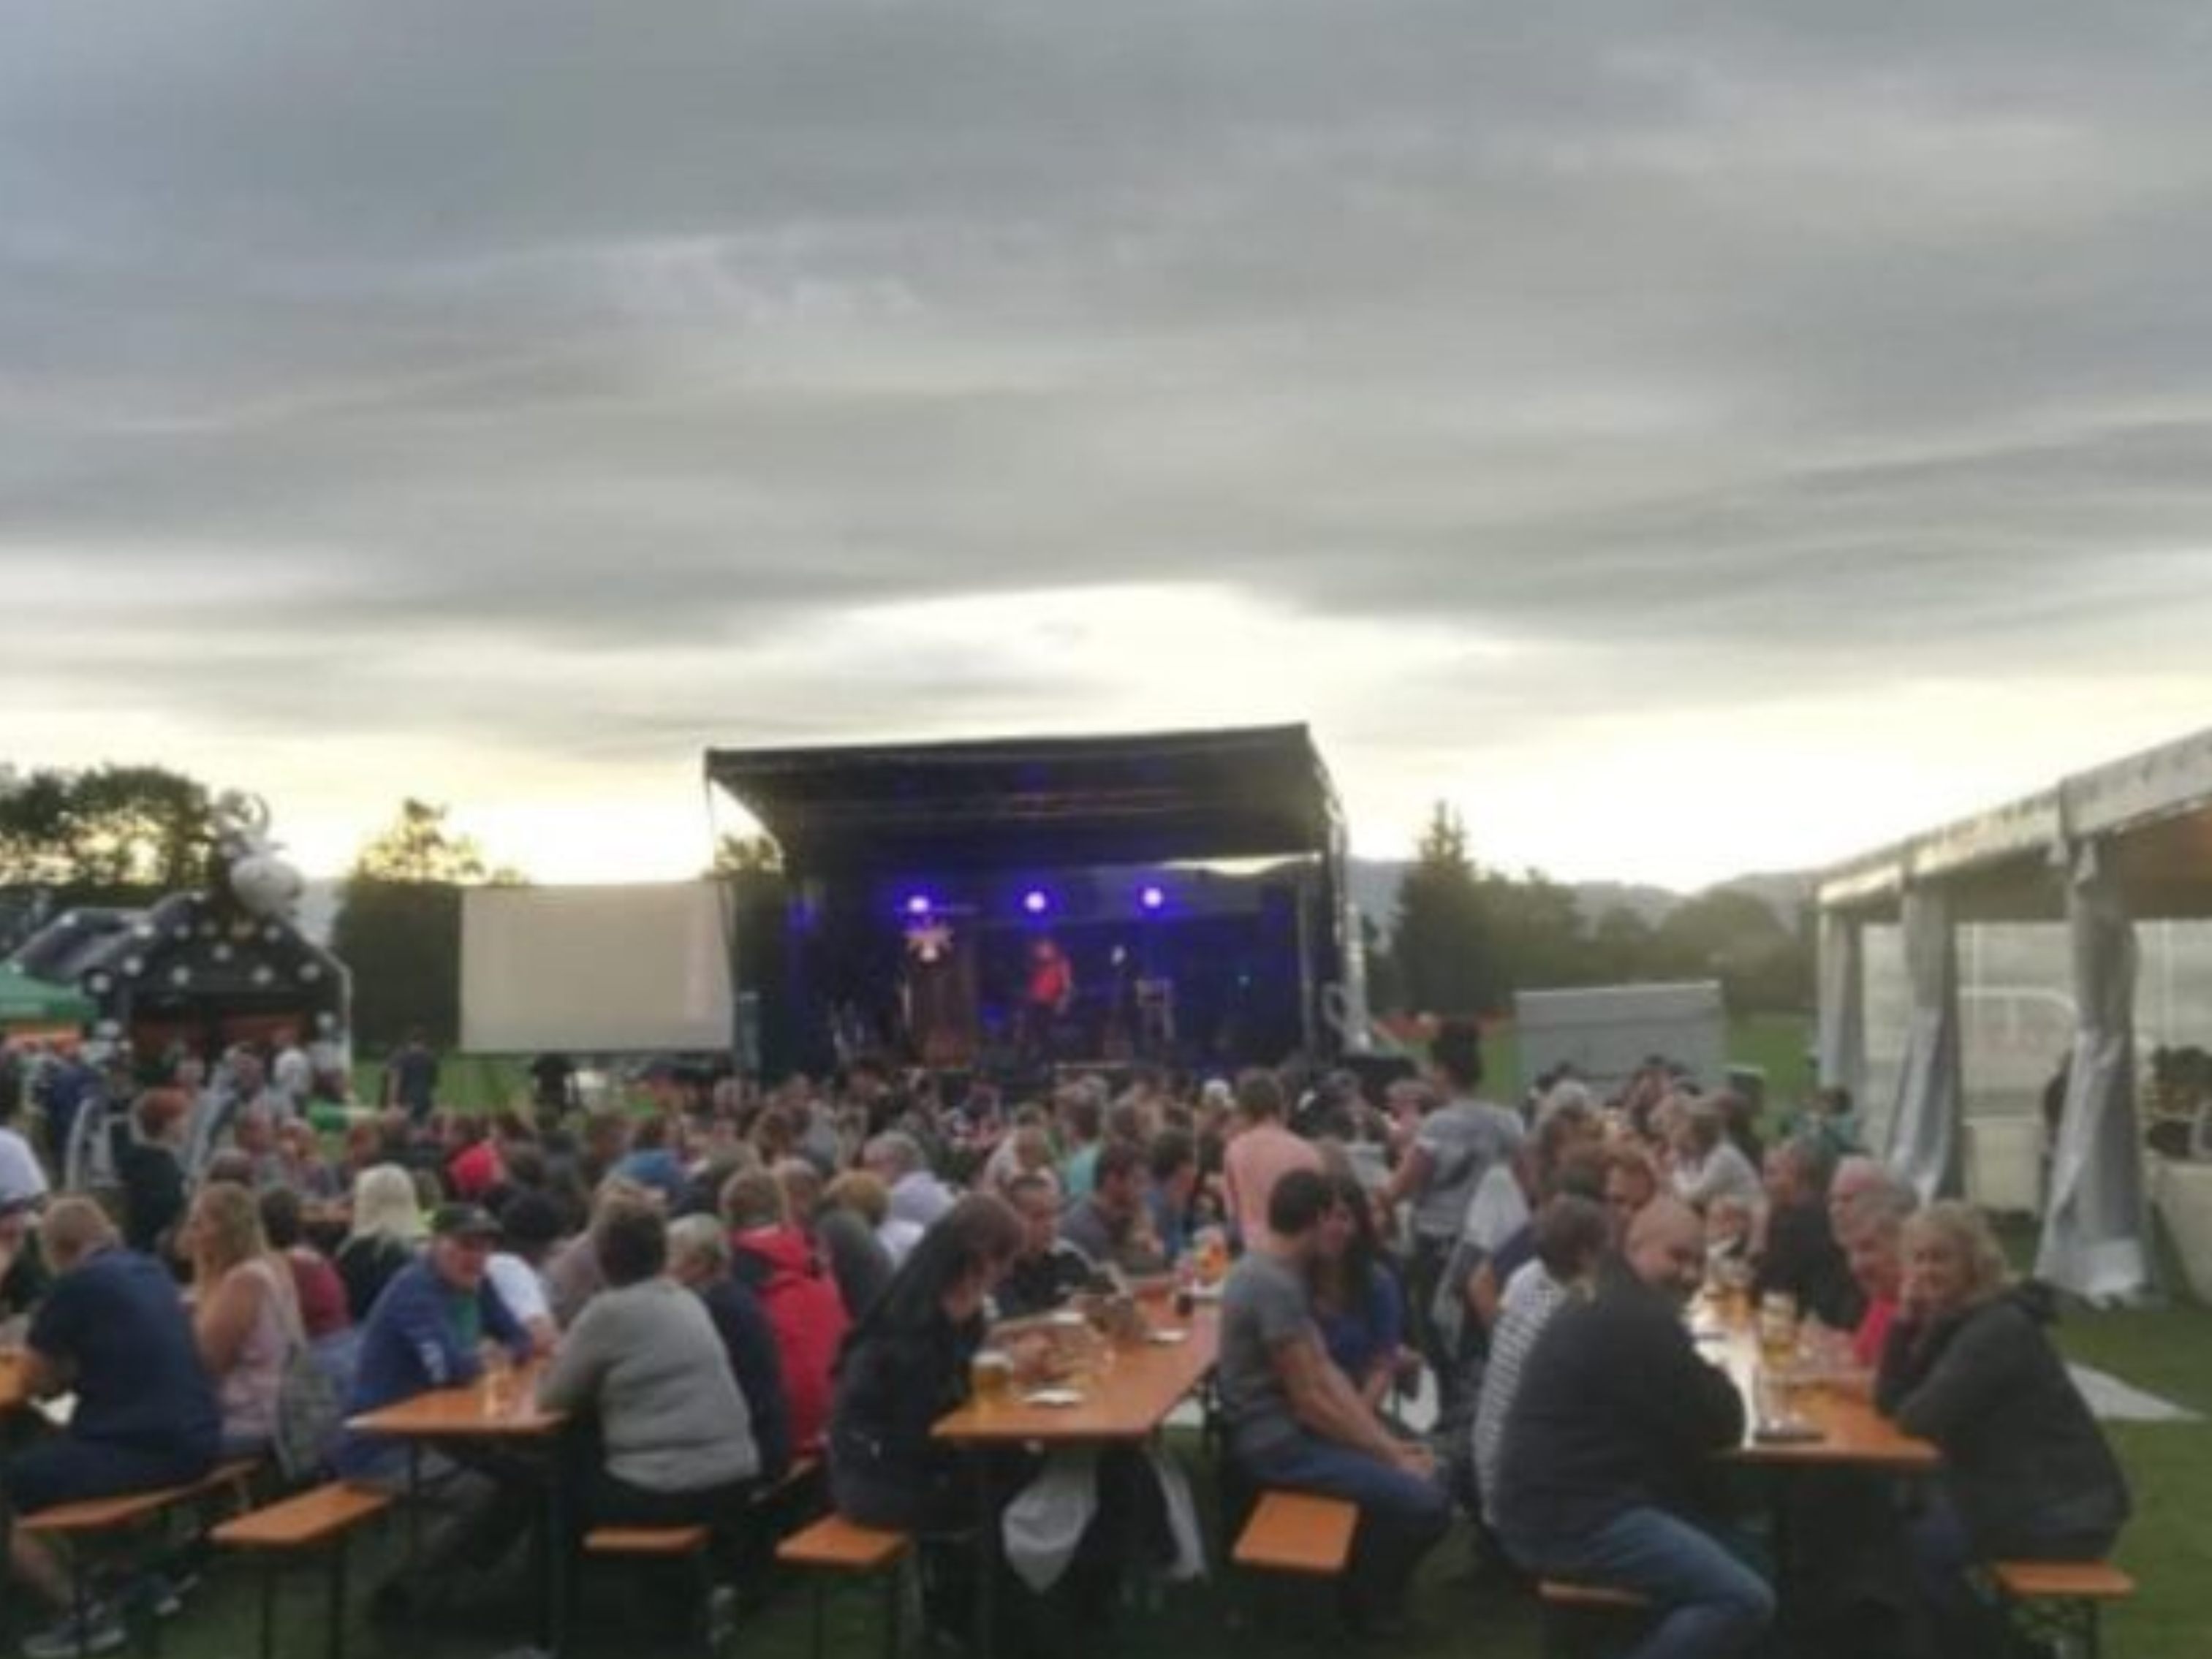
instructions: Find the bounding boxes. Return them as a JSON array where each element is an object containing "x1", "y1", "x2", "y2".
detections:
[{"x1": 1817, "y1": 726, "x2": 2212, "y2": 1304}]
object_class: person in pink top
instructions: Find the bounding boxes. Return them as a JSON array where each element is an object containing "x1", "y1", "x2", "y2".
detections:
[
  {"x1": 1221, "y1": 1069, "x2": 1322, "y2": 1257},
  {"x1": 1835, "y1": 1172, "x2": 1918, "y2": 1369}
]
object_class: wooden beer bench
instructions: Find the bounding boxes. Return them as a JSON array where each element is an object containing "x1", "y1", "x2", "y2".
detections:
[
  {"x1": 18, "y1": 1458, "x2": 261, "y2": 1658},
  {"x1": 1991, "y1": 1559, "x2": 2135, "y2": 1659},
  {"x1": 774, "y1": 1515, "x2": 912, "y2": 1659},
  {"x1": 1536, "y1": 1579, "x2": 1654, "y2": 1659},
  {"x1": 211, "y1": 1482, "x2": 394, "y2": 1659}
]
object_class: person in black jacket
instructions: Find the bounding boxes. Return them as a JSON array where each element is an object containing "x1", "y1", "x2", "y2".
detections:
[
  {"x1": 995, "y1": 1174, "x2": 1093, "y2": 1318},
  {"x1": 1753, "y1": 1135, "x2": 1863, "y2": 1332},
  {"x1": 827, "y1": 1194, "x2": 1026, "y2": 1644},
  {"x1": 827, "y1": 1193, "x2": 1025, "y2": 1532},
  {"x1": 1495, "y1": 1197, "x2": 1773, "y2": 1659},
  {"x1": 1876, "y1": 1200, "x2": 2129, "y2": 1654},
  {"x1": 110, "y1": 1089, "x2": 190, "y2": 1264}
]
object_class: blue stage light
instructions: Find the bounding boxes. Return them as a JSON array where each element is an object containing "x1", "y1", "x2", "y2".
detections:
[
  {"x1": 1022, "y1": 889, "x2": 1051, "y2": 916},
  {"x1": 1139, "y1": 884, "x2": 1167, "y2": 912},
  {"x1": 904, "y1": 894, "x2": 933, "y2": 917}
]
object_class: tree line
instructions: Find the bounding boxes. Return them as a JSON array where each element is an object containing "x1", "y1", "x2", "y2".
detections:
[
  {"x1": 0, "y1": 768, "x2": 1813, "y2": 1050},
  {"x1": 1372, "y1": 802, "x2": 1812, "y2": 1017},
  {"x1": 0, "y1": 767, "x2": 512, "y2": 1048}
]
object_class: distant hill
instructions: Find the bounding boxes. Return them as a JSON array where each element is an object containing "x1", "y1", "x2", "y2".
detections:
[{"x1": 1345, "y1": 858, "x2": 1814, "y2": 940}]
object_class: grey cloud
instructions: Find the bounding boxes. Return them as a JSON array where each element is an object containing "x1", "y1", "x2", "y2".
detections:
[{"x1": 4, "y1": 0, "x2": 2212, "y2": 771}]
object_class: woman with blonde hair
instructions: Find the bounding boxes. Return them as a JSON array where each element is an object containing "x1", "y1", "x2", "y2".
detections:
[
  {"x1": 336, "y1": 1163, "x2": 422, "y2": 1321},
  {"x1": 185, "y1": 1181, "x2": 304, "y2": 1455},
  {"x1": 1876, "y1": 1200, "x2": 2129, "y2": 1651}
]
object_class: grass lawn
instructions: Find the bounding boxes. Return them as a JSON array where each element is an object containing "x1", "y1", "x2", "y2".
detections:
[{"x1": 348, "y1": 1053, "x2": 532, "y2": 1115}]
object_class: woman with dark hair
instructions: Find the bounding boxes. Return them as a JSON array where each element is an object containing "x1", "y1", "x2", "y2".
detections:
[
  {"x1": 827, "y1": 1194, "x2": 1027, "y2": 1644},
  {"x1": 827, "y1": 1193, "x2": 1026, "y2": 1533},
  {"x1": 258, "y1": 1187, "x2": 350, "y2": 1340},
  {"x1": 1308, "y1": 1172, "x2": 1407, "y2": 1415}
]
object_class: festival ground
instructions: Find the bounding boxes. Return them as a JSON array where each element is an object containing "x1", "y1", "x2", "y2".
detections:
[{"x1": 97, "y1": 1250, "x2": 2212, "y2": 1659}]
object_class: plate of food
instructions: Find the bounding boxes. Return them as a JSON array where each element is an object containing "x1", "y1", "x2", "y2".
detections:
[{"x1": 1020, "y1": 1387, "x2": 1086, "y2": 1408}]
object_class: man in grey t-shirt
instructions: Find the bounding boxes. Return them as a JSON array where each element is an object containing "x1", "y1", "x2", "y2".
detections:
[
  {"x1": 1379, "y1": 1020, "x2": 1521, "y2": 1412},
  {"x1": 1216, "y1": 1247, "x2": 1313, "y2": 1457},
  {"x1": 1219, "y1": 1169, "x2": 1450, "y2": 1628}
]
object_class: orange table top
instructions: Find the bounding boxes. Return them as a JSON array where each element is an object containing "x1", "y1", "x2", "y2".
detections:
[
  {"x1": 346, "y1": 1365, "x2": 566, "y2": 1440},
  {"x1": 1696, "y1": 1310, "x2": 1939, "y2": 1471},
  {"x1": 934, "y1": 1305, "x2": 1218, "y2": 1445}
]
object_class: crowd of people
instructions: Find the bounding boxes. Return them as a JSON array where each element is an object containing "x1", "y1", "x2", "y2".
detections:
[{"x1": 0, "y1": 1022, "x2": 2132, "y2": 1659}]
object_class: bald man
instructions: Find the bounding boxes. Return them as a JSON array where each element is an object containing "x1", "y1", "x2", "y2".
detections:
[
  {"x1": 1493, "y1": 1198, "x2": 1773, "y2": 1659},
  {"x1": 1826, "y1": 1155, "x2": 1886, "y2": 1234}
]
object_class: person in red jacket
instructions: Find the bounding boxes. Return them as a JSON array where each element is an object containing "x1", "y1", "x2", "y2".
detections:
[{"x1": 722, "y1": 1167, "x2": 847, "y2": 1454}]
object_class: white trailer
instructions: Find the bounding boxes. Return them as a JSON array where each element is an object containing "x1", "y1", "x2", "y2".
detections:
[{"x1": 1513, "y1": 981, "x2": 1727, "y2": 1095}]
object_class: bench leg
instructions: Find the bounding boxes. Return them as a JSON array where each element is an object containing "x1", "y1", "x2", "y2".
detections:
[
  {"x1": 404, "y1": 1444, "x2": 422, "y2": 1568},
  {"x1": 689, "y1": 1549, "x2": 716, "y2": 1659},
  {"x1": 259, "y1": 1560, "x2": 278, "y2": 1659},
  {"x1": 883, "y1": 1563, "x2": 902, "y2": 1659},
  {"x1": 330, "y1": 1537, "x2": 352, "y2": 1659},
  {"x1": 809, "y1": 1578, "x2": 827, "y2": 1659},
  {"x1": 70, "y1": 1549, "x2": 90, "y2": 1659}
]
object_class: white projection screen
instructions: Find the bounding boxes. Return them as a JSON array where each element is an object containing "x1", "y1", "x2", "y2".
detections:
[{"x1": 461, "y1": 882, "x2": 734, "y2": 1054}]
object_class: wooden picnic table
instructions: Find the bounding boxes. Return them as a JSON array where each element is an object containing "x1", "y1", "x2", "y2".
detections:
[
  {"x1": 932, "y1": 1303, "x2": 1219, "y2": 1446},
  {"x1": 1692, "y1": 1305, "x2": 1939, "y2": 1470},
  {"x1": 933, "y1": 1299, "x2": 1219, "y2": 1659},
  {"x1": 346, "y1": 1365, "x2": 572, "y2": 1652},
  {"x1": 345, "y1": 1369, "x2": 565, "y2": 1441}
]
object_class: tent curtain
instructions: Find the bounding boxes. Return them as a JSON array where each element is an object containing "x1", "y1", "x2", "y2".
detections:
[
  {"x1": 2035, "y1": 843, "x2": 2151, "y2": 1302},
  {"x1": 1815, "y1": 913, "x2": 1866, "y2": 1115},
  {"x1": 1885, "y1": 885, "x2": 1962, "y2": 1202}
]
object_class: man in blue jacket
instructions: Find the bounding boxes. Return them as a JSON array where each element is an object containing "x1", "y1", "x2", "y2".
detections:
[{"x1": 339, "y1": 1204, "x2": 537, "y2": 1620}]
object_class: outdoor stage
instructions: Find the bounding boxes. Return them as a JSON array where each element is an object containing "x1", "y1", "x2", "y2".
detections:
[{"x1": 704, "y1": 724, "x2": 1359, "y2": 1083}]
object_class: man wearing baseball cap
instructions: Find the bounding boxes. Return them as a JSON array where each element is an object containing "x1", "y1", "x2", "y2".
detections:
[
  {"x1": 337, "y1": 1204, "x2": 531, "y2": 1476},
  {"x1": 337, "y1": 1203, "x2": 538, "y2": 1620}
]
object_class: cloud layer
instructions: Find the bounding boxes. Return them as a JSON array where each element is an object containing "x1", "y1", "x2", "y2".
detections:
[{"x1": 7, "y1": 1, "x2": 2212, "y2": 883}]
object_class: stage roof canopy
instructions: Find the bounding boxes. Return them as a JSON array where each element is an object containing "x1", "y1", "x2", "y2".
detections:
[{"x1": 705, "y1": 724, "x2": 1341, "y2": 874}]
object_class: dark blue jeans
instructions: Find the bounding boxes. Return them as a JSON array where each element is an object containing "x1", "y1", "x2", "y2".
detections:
[
  {"x1": 1507, "y1": 1506, "x2": 1773, "y2": 1659},
  {"x1": 1235, "y1": 1432, "x2": 1452, "y2": 1621},
  {"x1": 2, "y1": 1438, "x2": 216, "y2": 1515}
]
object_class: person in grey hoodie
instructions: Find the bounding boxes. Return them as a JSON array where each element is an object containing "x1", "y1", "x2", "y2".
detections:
[{"x1": 536, "y1": 1205, "x2": 759, "y2": 1527}]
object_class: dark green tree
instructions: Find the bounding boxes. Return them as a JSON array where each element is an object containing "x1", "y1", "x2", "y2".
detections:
[
  {"x1": 1471, "y1": 865, "x2": 1585, "y2": 1001},
  {"x1": 1588, "y1": 904, "x2": 1659, "y2": 981},
  {"x1": 0, "y1": 764, "x2": 216, "y2": 898},
  {"x1": 1390, "y1": 802, "x2": 1493, "y2": 1015},
  {"x1": 1653, "y1": 888, "x2": 1809, "y2": 1011},
  {"x1": 333, "y1": 800, "x2": 524, "y2": 1047}
]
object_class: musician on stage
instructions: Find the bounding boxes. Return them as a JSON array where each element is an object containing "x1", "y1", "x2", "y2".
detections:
[{"x1": 1018, "y1": 937, "x2": 1075, "y2": 1063}]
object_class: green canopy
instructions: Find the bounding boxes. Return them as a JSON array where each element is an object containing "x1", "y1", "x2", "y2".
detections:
[{"x1": 0, "y1": 962, "x2": 94, "y2": 1026}]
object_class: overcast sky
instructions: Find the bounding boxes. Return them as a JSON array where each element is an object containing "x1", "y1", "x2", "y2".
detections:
[{"x1": 7, "y1": 1, "x2": 2212, "y2": 889}]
